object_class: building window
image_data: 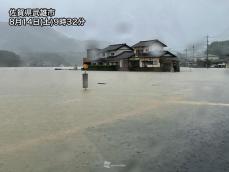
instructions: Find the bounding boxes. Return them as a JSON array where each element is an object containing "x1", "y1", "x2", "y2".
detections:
[
  {"x1": 111, "y1": 52, "x2": 115, "y2": 56},
  {"x1": 136, "y1": 49, "x2": 143, "y2": 56}
]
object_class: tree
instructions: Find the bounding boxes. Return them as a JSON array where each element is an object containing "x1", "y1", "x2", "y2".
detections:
[{"x1": 0, "y1": 50, "x2": 21, "y2": 67}]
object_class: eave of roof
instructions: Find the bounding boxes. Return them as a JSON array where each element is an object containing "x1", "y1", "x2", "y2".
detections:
[
  {"x1": 136, "y1": 51, "x2": 176, "y2": 58},
  {"x1": 87, "y1": 48, "x2": 101, "y2": 51},
  {"x1": 106, "y1": 51, "x2": 135, "y2": 61},
  {"x1": 102, "y1": 44, "x2": 133, "y2": 52},
  {"x1": 163, "y1": 51, "x2": 177, "y2": 57}
]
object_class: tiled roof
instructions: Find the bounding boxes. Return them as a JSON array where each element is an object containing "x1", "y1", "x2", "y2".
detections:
[
  {"x1": 163, "y1": 51, "x2": 177, "y2": 57},
  {"x1": 107, "y1": 51, "x2": 135, "y2": 61},
  {"x1": 132, "y1": 40, "x2": 167, "y2": 48},
  {"x1": 102, "y1": 44, "x2": 133, "y2": 52}
]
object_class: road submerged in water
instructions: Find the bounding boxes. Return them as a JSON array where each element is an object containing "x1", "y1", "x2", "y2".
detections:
[{"x1": 0, "y1": 67, "x2": 229, "y2": 172}]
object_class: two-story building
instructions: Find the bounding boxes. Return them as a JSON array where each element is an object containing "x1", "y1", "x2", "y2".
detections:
[
  {"x1": 84, "y1": 39, "x2": 180, "y2": 72},
  {"x1": 129, "y1": 40, "x2": 179, "y2": 72}
]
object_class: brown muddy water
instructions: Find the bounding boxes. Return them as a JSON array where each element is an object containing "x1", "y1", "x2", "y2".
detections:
[{"x1": 0, "y1": 67, "x2": 229, "y2": 172}]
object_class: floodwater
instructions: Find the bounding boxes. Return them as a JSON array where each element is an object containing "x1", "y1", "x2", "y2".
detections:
[{"x1": 0, "y1": 67, "x2": 229, "y2": 172}]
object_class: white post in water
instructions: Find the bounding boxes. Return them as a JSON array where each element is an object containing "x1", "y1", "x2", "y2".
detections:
[{"x1": 82, "y1": 64, "x2": 88, "y2": 89}]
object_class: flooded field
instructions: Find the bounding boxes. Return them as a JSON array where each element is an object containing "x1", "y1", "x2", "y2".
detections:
[{"x1": 0, "y1": 67, "x2": 229, "y2": 172}]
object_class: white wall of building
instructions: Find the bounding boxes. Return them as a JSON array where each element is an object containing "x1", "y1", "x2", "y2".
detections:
[
  {"x1": 139, "y1": 58, "x2": 160, "y2": 68},
  {"x1": 148, "y1": 42, "x2": 164, "y2": 52}
]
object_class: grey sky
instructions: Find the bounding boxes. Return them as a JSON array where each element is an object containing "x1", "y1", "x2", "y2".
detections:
[{"x1": 1, "y1": 0, "x2": 229, "y2": 51}]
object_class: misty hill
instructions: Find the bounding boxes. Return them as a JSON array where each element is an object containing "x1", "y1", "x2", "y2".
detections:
[
  {"x1": 209, "y1": 40, "x2": 229, "y2": 59},
  {"x1": 20, "y1": 52, "x2": 85, "y2": 67},
  {"x1": 0, "y1": 22, "x2": 82, "y2": 52},
  {"x1": 0, "y1": 50, "x2": 21, "y2": 67},
  {"x1": 0, "y1": 22, "x2": 107, "y2": 66}
]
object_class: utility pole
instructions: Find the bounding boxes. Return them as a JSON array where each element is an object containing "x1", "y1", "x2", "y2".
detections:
[
  {"x1": 185, "y1": 49, "x2": 188, "y2": 59},
  {"x1": 206, "y1": 35, "x2": 209, "y2": 68},
  {"x1": 185, "y1": 48, "x2": 188, "y2": 67},
  {"x1": 192, "y1": 45, "x2": 195, "y2": 59}
]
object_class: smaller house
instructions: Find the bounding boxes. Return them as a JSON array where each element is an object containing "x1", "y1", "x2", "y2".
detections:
[
  {"x1": 87, "y1": 48, "x2": 101, "y2": 60},
  {"x1": 83, "y1": 48, "x2": 101, "y2": 66},
  {"x1": 100, "y1": 43, "x2": 133, "y2": 58},
  {"x1": 91, "y1": 43, "x2": 134, "y2": 71}
]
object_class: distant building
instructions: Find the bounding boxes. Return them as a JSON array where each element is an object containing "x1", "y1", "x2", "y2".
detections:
[
  {"x1": 193, "y1": 54, "x2": 228, "y2": 68},
  {"x1": 83, "y1": 39, "x2": 180, "y2": 72},
  {"x1": 226, "y1": 58, "x2": 229, "y2": 68},
  {"x1": 214, "y1": 63, "x2": 226, "y2": 68},
  {"x1": 199, "y1": 54, "x2": 220, "y2": 61}
]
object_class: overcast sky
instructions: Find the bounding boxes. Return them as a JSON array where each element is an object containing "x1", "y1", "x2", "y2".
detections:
[{"x1": 1, "y1": 0, "x2": 229, "y2": 51}]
